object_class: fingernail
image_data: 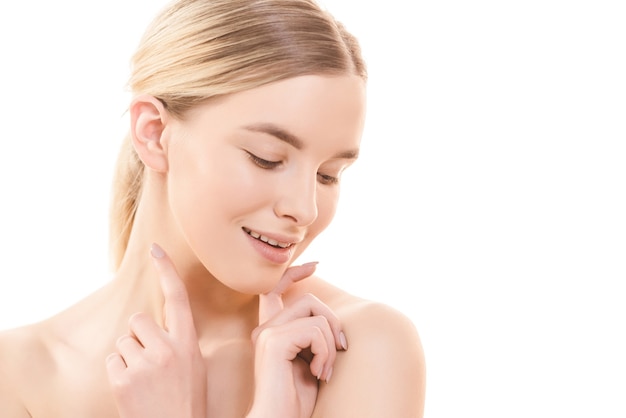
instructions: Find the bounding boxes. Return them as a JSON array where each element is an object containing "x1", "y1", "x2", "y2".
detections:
[
  {"x1": 150, "y1": 243, "x2": 165, "y2": 259},
  {"x1": 303, "y1": 261, "x2": 319, "y2": 267},
  {"x1": 340, "y1": 331, "x2": 348, "y2": 351},
  {"x1": 325, "y1": 367, "x2": 334, "y2": 384}
]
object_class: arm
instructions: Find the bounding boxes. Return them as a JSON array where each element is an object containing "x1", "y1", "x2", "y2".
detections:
[{"x1": 313, "y1": 302, "x2": 426, "y2": 418}]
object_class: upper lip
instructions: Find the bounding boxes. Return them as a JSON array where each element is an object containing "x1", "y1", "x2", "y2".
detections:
[{"x1": 242, "y1": 227, "x2": 301, "y2": 248}]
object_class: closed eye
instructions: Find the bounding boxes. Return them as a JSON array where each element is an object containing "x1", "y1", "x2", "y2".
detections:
[
  {"x1": 317, "y1": 173, "x2": 339, "y2": 185},
  {"x1": 247, "y1": 150, "x2": 340, "y2": 185},
  {"x1": 246, "y1": 151, "x2": 281, "y2": 169}
]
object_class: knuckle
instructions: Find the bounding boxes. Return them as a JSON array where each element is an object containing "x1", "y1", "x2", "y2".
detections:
[
  {"x1": 151, "y1": 345, "x2": 175, "y2": 366},
  {"x1": 254, "y1": 326, "x2": 279, "y2": 348},
  {"x1": 254, "y1": 325, "x2": 272, "y2": 341},
  {"x1": 311, "y1": 324, "x2": 326, "y2": 340},
  {"x1": 166, "y1": 281, "x2": 189, "y2": 303},
  {"x1": 301, "y1": 292, "x2": 319, "y2": 304},
  {"x1": 116, "y1": 334, "x2": 133, "y2": 349},
  {"x1": 312, "y1": 313, "x2": 330, "y2": 325},
  {"x1": 171, "y1": 289, "x2": 189, "y2": 304},
  {"x1": 110, "y1": 374, "x2": 132, "y2": 392},
  {"x1": 128, "y1": 311, "x2": 148, "y2": 328},
  {"x1": 310, "y1": 315, "x2": 331, "y2": 332}
]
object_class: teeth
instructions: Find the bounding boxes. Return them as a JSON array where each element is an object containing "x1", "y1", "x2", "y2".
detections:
[{"x1": 244, "y1": 228, "x2": 292, "y2": 248}]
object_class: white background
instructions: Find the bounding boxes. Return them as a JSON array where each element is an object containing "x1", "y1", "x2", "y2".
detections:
[{"x1": 1, "y1": 1, "x2": 624, "y2": 417}]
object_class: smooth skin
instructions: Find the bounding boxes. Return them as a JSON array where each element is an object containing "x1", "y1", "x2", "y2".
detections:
[{"x1": 0, "y1": 75, "x2": 425, "y2": 417}]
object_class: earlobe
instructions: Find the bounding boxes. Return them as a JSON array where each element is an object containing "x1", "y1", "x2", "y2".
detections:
[{"x1": 130, "y1": 94, "x2": 170, "y2": 172}]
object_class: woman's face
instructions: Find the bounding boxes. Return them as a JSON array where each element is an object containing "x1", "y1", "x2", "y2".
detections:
[{"x1": 165, "y1": 75, "x2": 366, "y2": 294}]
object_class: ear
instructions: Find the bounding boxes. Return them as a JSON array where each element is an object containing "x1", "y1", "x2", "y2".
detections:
[{"x1": 130, "y1": 94, "x2": 170, "y2": 172}]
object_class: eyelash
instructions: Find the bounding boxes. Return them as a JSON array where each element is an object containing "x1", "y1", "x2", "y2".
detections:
[
  {"x1": 246, "y1": 151, "x2": 339, "y2": 186},
  {"x1": 246, "y1": 152, "x2": 281, "y2": 169},
  {"x1": 317, "y1": 173, "x2": 339, "y2": 185}
]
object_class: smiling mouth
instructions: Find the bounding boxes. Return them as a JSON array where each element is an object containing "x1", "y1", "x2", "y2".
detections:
[{"x1": 242, "y1": 227, "x2": 294, "y2": 249}]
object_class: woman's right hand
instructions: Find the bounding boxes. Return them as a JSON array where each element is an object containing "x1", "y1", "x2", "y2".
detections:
[
  {"x1": 247, "y1": 263, "x2": 348, "y2": 418},
  {"x1": 105, "y1": 244, "x2": 208, "y2": 418}
]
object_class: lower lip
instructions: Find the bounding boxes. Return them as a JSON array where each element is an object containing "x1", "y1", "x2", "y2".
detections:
[{"x1": 245, "y1": 231, "x2": 293, "y2": 264}]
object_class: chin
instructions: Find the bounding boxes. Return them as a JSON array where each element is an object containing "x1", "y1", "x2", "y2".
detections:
[{"x1": 220, "y1": 266, "x2": 285, "y2": 295}]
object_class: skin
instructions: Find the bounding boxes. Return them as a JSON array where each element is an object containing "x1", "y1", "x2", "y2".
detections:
[{"x1": 0, "y1": 75, "x2": 426, "y2": 417}]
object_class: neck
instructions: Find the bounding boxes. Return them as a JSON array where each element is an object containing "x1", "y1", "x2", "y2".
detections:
[{"x1": 109, "y1": 177, "x2": 260, "y2": 343}]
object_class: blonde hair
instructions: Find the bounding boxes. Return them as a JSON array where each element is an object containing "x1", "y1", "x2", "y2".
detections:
[{"x1": 109, "y1": 0, "x2": 367, "y2": 270}]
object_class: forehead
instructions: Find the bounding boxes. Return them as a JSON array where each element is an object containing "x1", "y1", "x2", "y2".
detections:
[{"x1": 183, "y1": 75, "x2": 367, "y2": 149}]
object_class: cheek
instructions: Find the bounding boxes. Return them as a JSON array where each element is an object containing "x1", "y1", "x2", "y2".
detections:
[
  {"x1": 169, "y1": 146, "x2": 265, "y2": 219},
  {"x1": 166, "y1": 147, "x2": 272, "y2": 254}
]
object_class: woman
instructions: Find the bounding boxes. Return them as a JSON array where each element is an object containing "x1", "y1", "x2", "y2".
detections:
[{"x1": 0, "y1": 0, "x2": 425, "y2": 416}]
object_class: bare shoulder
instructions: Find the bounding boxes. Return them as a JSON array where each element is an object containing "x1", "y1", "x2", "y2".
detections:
[
  {"x1": 0, "y1": 324, "x2": 53, "y2": 417},
  {"x1": 285, "y1": 275, "x2": 424, "y2": 354},
  {"x1": 334, "y1": 298, "x2": 426, "y2": 417},
  {"x1": 289, "y1": 277, "x2": 426, "y2": 418}
]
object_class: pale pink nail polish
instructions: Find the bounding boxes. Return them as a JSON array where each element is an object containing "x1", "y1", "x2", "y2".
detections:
[
  {"x1": 150, "y1": 243, "x2": 165, "y2": 259},
  {"x1": 325, "y1": 367, "x2": 334, "y2": 383},
  {"x1": 339, "y1": 331, "x2": 348, "y2": 351}
]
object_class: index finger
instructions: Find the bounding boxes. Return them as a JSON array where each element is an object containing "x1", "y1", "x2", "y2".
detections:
[
  {"x1": 258, "y1": 261, "x2": 318, "y2": 325},
  {"x1": 150, "y1": 243, "x2": 197, "y2": 341}
]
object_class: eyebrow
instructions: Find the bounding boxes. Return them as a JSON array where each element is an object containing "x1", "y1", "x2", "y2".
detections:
[{"x1": 243, "y1": 122, "x2": 359, "y2": 160}]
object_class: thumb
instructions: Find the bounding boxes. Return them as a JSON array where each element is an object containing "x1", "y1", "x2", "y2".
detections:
[{"x1": 258, "y1": 261, "x2": 318, "y2": 325}]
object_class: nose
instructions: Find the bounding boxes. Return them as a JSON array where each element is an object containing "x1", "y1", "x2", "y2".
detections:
[{"x1": 273, "y1": 171, "x2": 318, "y2": 226}]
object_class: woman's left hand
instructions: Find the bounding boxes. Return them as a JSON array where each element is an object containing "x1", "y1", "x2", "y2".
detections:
[
  {"x1": 247, "y1": 263, "x2": 348, "y2": 418},
  {"x1": 105, "y1": 243, "x2": 208, "y2": 418}
]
